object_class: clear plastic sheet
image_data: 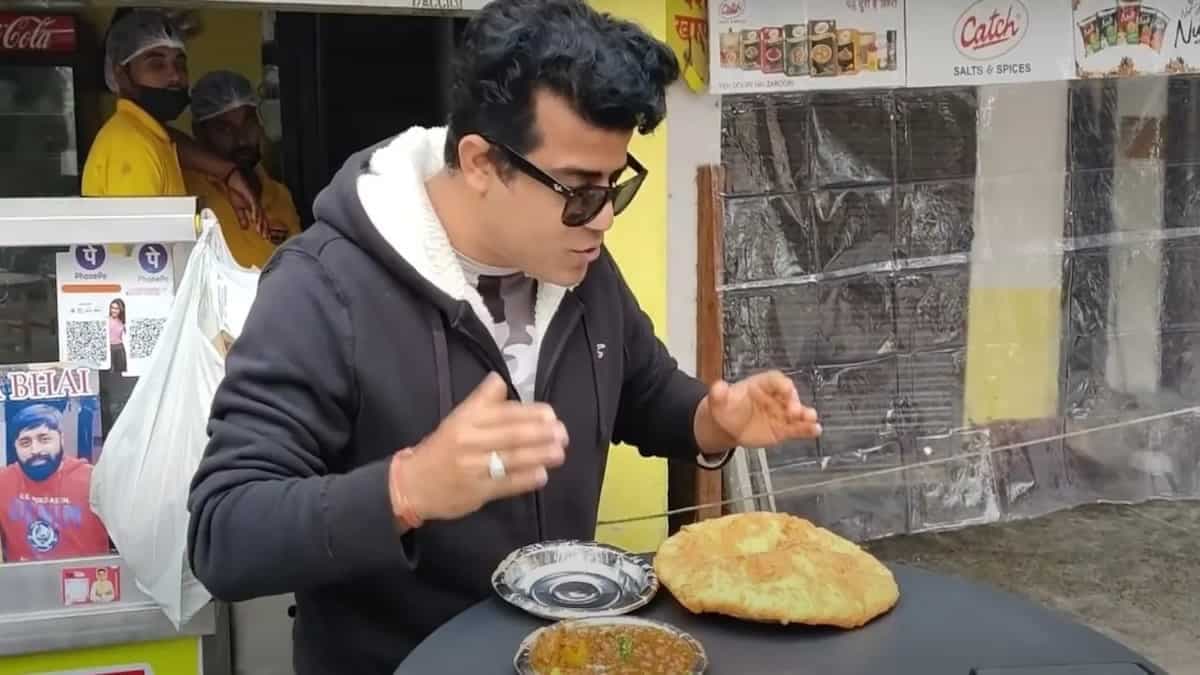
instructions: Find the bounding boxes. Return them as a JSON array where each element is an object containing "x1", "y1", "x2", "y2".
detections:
[{"x1": 719, "y1": 76, "x2": 1200, "y2": 542}]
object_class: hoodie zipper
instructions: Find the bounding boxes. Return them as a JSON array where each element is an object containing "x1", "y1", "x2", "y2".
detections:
[
  {"x1": 528, "y1": 297, "x2": 584, "y2": 542},
  {"x1": 534, "y1": 295, "x2": 583, "y2": 402},
  {"x1": 448, "y1": 305, "x2": 548, "y2": 543}
]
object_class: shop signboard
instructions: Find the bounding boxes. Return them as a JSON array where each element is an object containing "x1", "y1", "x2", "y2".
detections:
[
  {"x1": 708, "y1": 0, "x2": 906, "y2": 94},
  {"x1": 1074, "y1": 0, "x2": 1200, "y2": 77},
  {"x1": 0, "y1": 13, "x2": 76, "y2": 54},
  {"x1": 669, "y1": 0, "x2": 710, "y2": 92},
  {"x1": 55, "y1": 244, "x2": 175, "y2": 379},
  {"x1": 906, "y1": 1, "x2": 1075, "y2": 86}
]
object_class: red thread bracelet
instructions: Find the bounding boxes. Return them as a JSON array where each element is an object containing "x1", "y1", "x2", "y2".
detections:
[{"x1": 390, "y1": 450, "x2": 424, "y2": 530}]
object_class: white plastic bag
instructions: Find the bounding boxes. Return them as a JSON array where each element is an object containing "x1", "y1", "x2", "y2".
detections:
[{"x1": 90, "y1": 211, "x2": 260, "y2": 628}]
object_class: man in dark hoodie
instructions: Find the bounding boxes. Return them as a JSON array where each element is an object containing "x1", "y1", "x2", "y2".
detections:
[{"x1": 186, "y1": 1, "x2": 821, "y2": 673}]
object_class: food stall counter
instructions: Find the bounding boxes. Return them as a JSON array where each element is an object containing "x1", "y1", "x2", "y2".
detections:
[
  {"x1": 0, "y1": 553, "x2": 215, "y2": 657},
  {"x1": 0, "y1": 196, "x2": 217, "y2": 675}
]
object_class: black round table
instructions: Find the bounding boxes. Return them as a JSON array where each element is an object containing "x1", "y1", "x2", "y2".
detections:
[{"x1": 396, "y1": 564, "x2": 1165, "y2": 675}]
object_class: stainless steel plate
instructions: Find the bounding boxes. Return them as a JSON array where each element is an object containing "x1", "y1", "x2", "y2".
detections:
[
  {"x1": 492, "y1": 540, "x2": 658, "y2": 620},
  {"x1": 513, "y1": 616, "x2": 708, "y2": 675}
]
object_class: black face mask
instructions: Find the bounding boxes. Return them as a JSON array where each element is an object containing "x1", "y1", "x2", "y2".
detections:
[{"x1": 132, "y1": 85, "x2": 190, "y2": 123}]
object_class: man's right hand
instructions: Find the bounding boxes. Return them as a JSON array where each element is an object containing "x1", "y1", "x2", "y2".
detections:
[
  {"x1": 224, "y1": 169, "x2": 267, "y2": 236},
  {"x1": 388, "y1": 372, "x2": 568, "y2": 524}
]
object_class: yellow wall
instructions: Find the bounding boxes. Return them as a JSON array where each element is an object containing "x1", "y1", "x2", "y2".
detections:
[
  {"x1": 177, "y1": 10, "x2": 264, "y2": 132},
  {"x1": 589, "y1": 0, "x2": 672, "y2": 553},
  {"x1": 963, "y1": 288, "x2": 1061, "y2": 422},
  {"x1": 960, "y1": 93, "x2": 1069, "y2": 425}
]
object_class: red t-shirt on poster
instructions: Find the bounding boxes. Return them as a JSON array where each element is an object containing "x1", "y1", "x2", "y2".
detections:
[{"x1": 0, "y1": 457, "x2": 110, "y2": 562}]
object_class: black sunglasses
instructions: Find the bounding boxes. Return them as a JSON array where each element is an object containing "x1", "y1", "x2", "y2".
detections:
[{"x1": 483, "y1": 137, "x2": 648, "y2": 227}]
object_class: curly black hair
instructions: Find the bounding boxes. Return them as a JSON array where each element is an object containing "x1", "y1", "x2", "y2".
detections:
[{"x1": 443, "y1": 0, "x2": 680, "y2": 169}]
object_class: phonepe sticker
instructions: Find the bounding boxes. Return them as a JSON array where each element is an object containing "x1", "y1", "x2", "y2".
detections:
[{"x1": 906, "y1": 0, "x2": 1075, "y2": 87}]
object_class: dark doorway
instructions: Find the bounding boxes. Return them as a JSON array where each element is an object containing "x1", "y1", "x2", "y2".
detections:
[{"x1": 274, "y1": 12, "x2": 466, "y2": 226}]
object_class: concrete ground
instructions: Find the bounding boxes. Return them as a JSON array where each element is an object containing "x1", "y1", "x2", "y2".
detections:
[{"x1": 864, "y1": 500, "x2": 1200, "y2": 675}]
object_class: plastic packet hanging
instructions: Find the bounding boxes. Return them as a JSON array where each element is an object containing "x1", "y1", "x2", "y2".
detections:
[{"x1": 90, "y1": 210, "x2": 259, "y2": 628}]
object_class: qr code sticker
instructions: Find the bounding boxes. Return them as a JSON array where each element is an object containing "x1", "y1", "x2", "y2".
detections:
[
  {"x1": 63, "y1": 320, "x2": 107, "y2": 366},
  {"x1": 128, "y1": 318, "x2": 167, "y2": 359}
]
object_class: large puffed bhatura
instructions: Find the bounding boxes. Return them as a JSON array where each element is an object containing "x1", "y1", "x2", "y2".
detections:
[{"x1": 654, "y1": 512, "x2": 899, "y2": 629}]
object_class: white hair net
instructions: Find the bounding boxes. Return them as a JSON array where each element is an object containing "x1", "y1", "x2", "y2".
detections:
[
  {"x1": 191, "y1": 70, "x2": 260, "y2": 123},
  {"x1": 104, "y1": 10, "x2": 186, "y2": 94}
]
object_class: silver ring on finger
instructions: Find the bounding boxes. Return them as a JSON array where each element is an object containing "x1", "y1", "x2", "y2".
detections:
[{"x1": 487, "y1": 450, "x2": 507, "y2": 481}]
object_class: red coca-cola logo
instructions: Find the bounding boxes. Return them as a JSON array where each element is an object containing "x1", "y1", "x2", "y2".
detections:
[
  {"x1": 954, "y1": 0, "x2": 1028, "y2": 61},
  {"x1": 0, "y1": 14, "x2": 77, "y2": 53}
]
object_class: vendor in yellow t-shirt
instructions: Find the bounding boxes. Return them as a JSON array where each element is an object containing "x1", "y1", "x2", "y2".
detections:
[
  {"x1": 83, "y1": 10, "x2": 262, "y2": 229},
  {"x1": 186, "y1": 71, "x2": 301, "y2": 269}
]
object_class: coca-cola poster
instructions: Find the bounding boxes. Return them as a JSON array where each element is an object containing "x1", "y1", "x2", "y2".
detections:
[
  {"x1": 708, "y1": 0, "x2": 906, "y2": 94},
  {"x1": 0, "y1": 14, "x2": 76, "y2": 53},
  {"x1": 1074, "y1": 0, "x2": 1200, "y2": 77},
  {"x1": 906, "y1": 1, "x2": 1074, "y2": 87}
]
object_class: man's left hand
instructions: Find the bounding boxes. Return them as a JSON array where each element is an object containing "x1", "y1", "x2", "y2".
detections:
[{"x1": 694, "y1": 370, "x2": 821, "y2": 454}]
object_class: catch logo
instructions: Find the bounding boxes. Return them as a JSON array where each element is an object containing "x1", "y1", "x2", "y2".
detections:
[
  {"x1": 718, "y1": 0, "x2": 745, "y2": 21},
  {"x1": 955, "y1": 0, "x2": 1028, "y2": 60}
]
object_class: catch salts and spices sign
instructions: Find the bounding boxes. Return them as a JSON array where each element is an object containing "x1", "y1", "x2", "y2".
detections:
[
  {"x1": 701, "y1": 0, "x2": 1200, "y2": 93},
  {"x1": 907, "y1": 1, "x2": 1075, "y2": 86}
]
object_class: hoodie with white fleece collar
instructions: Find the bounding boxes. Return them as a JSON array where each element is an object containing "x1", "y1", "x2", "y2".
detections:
[{"x1": 187, "y1": 126, "x2": 729, "y2": 674}]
